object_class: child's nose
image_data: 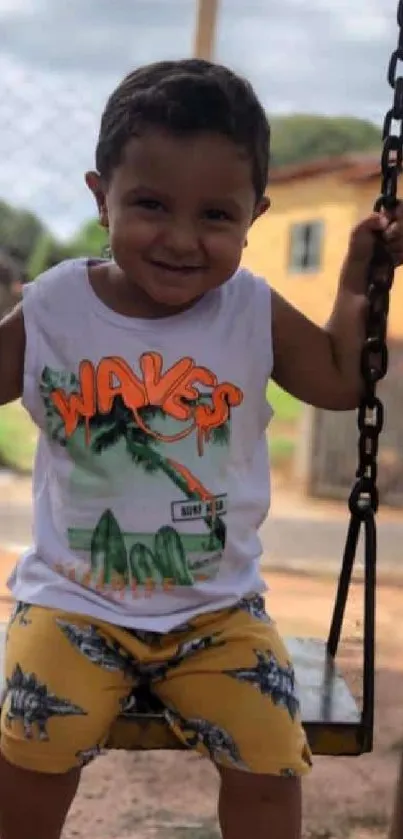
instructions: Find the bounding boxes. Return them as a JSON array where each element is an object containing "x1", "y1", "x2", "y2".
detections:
[{"x1": 163, "y1": 218, "x2": 200, "y2": 256}]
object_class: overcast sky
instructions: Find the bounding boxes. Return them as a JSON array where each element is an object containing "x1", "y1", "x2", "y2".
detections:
[{"x1": 0, "y1": 0, "x2": 399, "y2": 238}]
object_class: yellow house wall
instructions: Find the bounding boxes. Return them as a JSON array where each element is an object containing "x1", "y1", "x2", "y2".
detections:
[{"x1": 242, "y1": 172, "x2": 403, "y2": 339}]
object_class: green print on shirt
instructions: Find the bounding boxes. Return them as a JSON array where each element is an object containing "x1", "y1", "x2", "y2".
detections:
[
  {"x1": 40, "y1": 358, "x2": 243, "y2": 596},
  {"x1": 89, "y1": 511, "x2": 193, "y2": 588}
]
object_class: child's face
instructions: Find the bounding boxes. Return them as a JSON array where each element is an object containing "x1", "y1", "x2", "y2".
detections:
[{"x1": 86, "y1": 129, "x2": 268, "y2": 311}]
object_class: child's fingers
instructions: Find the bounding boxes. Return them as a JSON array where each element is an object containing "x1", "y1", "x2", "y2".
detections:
[
  {"x1": 348, "y1": 214, "x2": 388, "y2": 263},
  {"x1": 383, "y1": 220, "x2": 400, "y2": 241}
]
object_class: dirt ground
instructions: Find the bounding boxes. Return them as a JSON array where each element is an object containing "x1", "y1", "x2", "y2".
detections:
[{"x1": 0, "y1": 552, "x2": 402, "y2": 839}]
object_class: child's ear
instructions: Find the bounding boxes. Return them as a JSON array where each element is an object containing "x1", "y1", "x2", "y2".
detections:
[
  {"x1": 252, "y1": 196, "x2": 270, "y2": 224},
  {"x1": 243, "y1": 197, "x2": 270, "y2": 247},
  {"x1": 85, "y1": 171, "x2": 109, "y2": 229}
]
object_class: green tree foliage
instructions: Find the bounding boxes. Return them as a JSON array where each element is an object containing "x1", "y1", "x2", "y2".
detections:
[
  {"x1": 26, "y1": 232, "x2": 71, "y2": 281},
  {"x1": 270, "y1": 115, "x2": 381, "y2": 168},
  {"x1": 67, "y1": 218, "x2": 108, "y2": 258},
  {"x1": 27, "y1": 220, "x2": 108, "y2": 278}
]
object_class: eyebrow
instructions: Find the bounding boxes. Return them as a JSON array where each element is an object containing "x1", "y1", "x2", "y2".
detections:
[
  {"x1": 121, "y1": 185, "x2": 247, "y2": 211},
  {"x1": 203, "y1": 196, "x2": 245, "y2": 214},
  {"x1": 121, "y1": 185, "x2": 165, "y2": 198}
]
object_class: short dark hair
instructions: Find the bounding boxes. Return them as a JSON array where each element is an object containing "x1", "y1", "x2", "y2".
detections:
[{"x1": 95, "y1": 59, "x2": 270, "y2": 202}]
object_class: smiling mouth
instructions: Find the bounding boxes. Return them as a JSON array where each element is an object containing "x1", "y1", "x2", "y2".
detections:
[{"x1": 149, "y1": 260, "x2": 204, "y2": 273}]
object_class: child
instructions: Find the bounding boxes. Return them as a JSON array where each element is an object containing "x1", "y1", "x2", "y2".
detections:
[{"x1": 0, "y1": 58, "x2": 401, "y2": 839}]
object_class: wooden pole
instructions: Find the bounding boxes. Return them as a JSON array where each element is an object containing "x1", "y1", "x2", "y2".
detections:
[{"x1": 193, "y1": 0, "x2": 219, "y2": 60}]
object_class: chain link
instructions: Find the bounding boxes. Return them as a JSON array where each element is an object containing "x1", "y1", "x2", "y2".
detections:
[{"x1": 349, "y1": 0, "x2": 403, "y2": 519}]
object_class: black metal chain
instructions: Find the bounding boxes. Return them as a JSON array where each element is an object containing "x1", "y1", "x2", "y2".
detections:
[
  {"x1": 350, "y1": 1, "x2": 403, "y2": 518},
  {"x1": 326, "y1": 1, "x2": 403, "y2": 752}
]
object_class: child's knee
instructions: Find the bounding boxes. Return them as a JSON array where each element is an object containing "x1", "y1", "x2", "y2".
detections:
[{"x1": 219, "y1": 764, "x2": 301, "y2": 803}]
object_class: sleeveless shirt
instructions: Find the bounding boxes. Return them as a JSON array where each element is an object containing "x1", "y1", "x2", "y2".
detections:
[{"x1": 8, "y1": 258, "x2": 274, "y2": 631}]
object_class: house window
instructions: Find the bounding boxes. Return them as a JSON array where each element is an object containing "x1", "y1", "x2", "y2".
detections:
[{"x1": 288, "y1": 221, "x2": 324, "y2": 273}]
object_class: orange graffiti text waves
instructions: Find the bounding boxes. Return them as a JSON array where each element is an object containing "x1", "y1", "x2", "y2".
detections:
[{"x1": 50, "y1": 352, "x2": 243, "y2": 452}]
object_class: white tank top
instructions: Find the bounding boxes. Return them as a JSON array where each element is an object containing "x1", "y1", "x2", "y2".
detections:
[{"x1": 8, "y1": 259, "x2": 274, "y2": 631}]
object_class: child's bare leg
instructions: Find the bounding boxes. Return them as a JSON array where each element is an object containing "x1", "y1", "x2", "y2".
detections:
[
  {"x1": 218, "y1": 767, "x2": 301, "y2": 839},
  {"x1": 0, "y1": 752, "x2": 80, "y2": 839},
  {"x1": 390, "y1": 754, "x2": 403, "y2": 839}
]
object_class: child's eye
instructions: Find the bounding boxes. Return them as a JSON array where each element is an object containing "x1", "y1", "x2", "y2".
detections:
[
  {"x1": 204, "y1": 208, "x2": 232, "y2": 222},
  {"x1": 135, "y1": 198, "x2": 165, "y2": 212}
]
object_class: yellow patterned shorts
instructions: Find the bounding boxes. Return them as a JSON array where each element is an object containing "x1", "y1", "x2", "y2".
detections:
[{"x1": 0, "y1": 596, "x2": 312, "y2": 776}]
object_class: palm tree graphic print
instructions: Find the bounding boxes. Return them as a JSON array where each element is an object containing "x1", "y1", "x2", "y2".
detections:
[{"x1": 40, "y1": 351, "x2": 244, "y2": 599}]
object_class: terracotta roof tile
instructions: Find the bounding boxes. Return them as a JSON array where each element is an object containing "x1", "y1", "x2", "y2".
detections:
[{"x1": 269, "y1": 153, "x2": 381, "y2": 184}]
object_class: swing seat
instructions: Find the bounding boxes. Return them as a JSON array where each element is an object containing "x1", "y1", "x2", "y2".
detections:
[{"x1": 0, "y1": 626, "x2": 365, "y2": 757}]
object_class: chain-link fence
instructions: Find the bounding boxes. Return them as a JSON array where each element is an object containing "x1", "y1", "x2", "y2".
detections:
[
  {"x1": 0, "y1": 0, "x2": 199, "y2": 301},
  {"x1": 0, "y1": 54, "x2": 109, "y2": 302}
]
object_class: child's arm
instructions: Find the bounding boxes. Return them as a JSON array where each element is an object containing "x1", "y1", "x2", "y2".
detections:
[
  {"x1": 271, "y1": 209, "x2": 400, "y2": 411},
  {"x1": 0, "y1": 304, "x2": 26, "y2": 405}
]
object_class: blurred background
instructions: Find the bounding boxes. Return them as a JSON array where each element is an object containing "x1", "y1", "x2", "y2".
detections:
[{"x1": 0, "y1": 3, "x2": 403, "y2": 837}]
